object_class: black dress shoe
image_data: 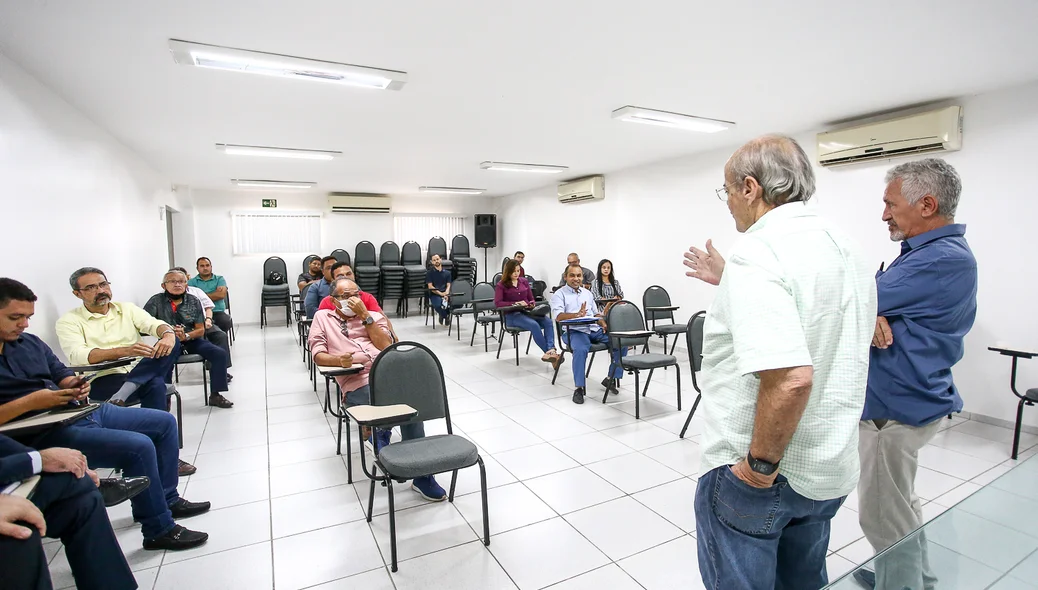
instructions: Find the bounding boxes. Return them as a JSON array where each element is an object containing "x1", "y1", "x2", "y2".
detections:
[
  {"x1": 601, "y1": 378, "x2": 619, "y2": 396},
  {"x1": 572, "y1": 387, "x2": 585, "y2": 405},
  {"x1": 98, "y1": 476, "x2": 150, "y2": 507},
  {"x1": 142, "y1": 524, "x2": 209, "y2": 551},
  {"x1": 209, "y1": 393, "x2": 234, "y2": 409},
  {"x1": 169, "y1": 498, "x2": 211, "y2": 519}
]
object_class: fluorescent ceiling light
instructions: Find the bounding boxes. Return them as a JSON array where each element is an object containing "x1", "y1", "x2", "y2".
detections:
[
  {"x1": 419, "y1": 186, "x2": 486, "y2": 195},
  {"x1": 233, "y1": 179, "x2": 315, "y2": 189},
  {"x1": 169, "y1": 39, "x2": 407, "y2": 90},
  {"x1": 217, "y1": 144, "x2": 340, "y2": 161},
  {"x1": 611, "y1": 105, "x2": 733, "y2": 133},
  {"x1": 479, "y1": 161, "x2": 568, "y2": 174}
]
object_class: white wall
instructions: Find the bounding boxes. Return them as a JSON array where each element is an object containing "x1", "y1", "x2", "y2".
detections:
[
  {"x1": 0, "y1": 52, "x2": 182, "y2": 353},
  {"x1": 495, "y1": 81, "x2": 1038, "y2": 427},
  {"x1": 189, "y1": 190, "x2": 499, "y2": 324}
]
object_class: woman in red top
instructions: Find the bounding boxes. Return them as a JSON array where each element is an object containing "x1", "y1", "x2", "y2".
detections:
[{"x1": 494, "y1": 259, "x2": 562, "y2": 368}]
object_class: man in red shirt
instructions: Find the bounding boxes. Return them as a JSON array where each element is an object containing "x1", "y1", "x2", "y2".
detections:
[{"x1": 318, "y1": 262, "x2": 382, "y2": 313}]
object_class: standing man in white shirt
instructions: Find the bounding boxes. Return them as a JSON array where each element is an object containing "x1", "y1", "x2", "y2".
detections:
[
  {"x1": 684, "y1": 135, "x2": 876, "y2": 589},
  {"x1": 550, "y1": 265, "x2": 626, "y2": 404}
]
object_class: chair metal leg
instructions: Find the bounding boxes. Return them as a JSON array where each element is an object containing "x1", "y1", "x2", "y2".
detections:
[
  {"x1": 662, "y1": 335, "x2": 669, "y2": 369},
  {"x1": 483, "y1": 324, "x2": 489, "y2": 353},
  {"x1": 387, "y1": 480, "x2": 398, "y2": 572},
  {"x1": 514, "y1": 333, "x2": 520, "y2": 366},
  {"x1": 643, "y1": 368, "x2": 655, "y2": 397},
  {"x1": 496, "y1": 327, "x2": 505, "y2": 359},
  {"x1": 586, "y1": 352, "x2": 595, "y2": 378},
  {"x1": 366, "y1": 468, "x2": 377, "y2": 522},
  {"x1": 1013, "y1": 398, "x2": 1028, "y2": 460},
  {"x1": 679, "y1": 394, "x2": 703, "y2": 438},
  {"x1": 526, "y1": 334, "x2": 532, "y2": 355},
  {"x1": 552, "y1": 351, "x2": 564, "y2": 385},
  {"x1": 668, "y1": 336, "x2": 679, "y2": 356},
  {"x1": 470, "y1": 318, "x2": 478, "y2": 347},
  {"x1": 635, "y1": 371, "x2": 641, "y2": 419},
  {"x1": 478, "y1": 457, "x2": 490, "y2": 546},
  {"x1": 324, "y1": 376, "x2": 331, "y2": 414},
  {"x1": 202, "y1": 364, "x2": 209, "y2": 400},
  {"x1": 675, "y1": 363, "x2": 682, "y2": 411},
  {"x1": 448, "y1": 469, "x2": 458, "y2": 502},
  {"x1": 172, "y1": 391, "x2": 183, "y2": 449}
]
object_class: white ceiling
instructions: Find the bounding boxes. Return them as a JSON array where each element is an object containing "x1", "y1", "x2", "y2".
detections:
[{"x1": 2, "y1": 0, "x2": 1037, "y2": 198}]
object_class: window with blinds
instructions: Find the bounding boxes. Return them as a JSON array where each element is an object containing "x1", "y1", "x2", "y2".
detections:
[
  {"x1": 392, "y1": 215, "x2": 471, "y2": 257},
  {"x1": 231, "y1": 211, "x2": 322, "y2": 255}
]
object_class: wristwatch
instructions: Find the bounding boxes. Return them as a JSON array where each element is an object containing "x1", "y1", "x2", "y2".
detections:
[
  {"x1": 362, "y1": 316, "x2": 375, "y2": 326},
  {"x1": 746, "y1": 451, "x2": 779, "y2": 476}
]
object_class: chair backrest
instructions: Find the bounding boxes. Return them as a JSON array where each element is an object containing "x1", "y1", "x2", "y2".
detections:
[
  {"x1": 450, "y1": 279, "x2": 474, "y2": 307},
  {"x1": 472, "y1": 282, "x2": 496, "y2": 312},
  {"x1": 379, "y1": 241, "x2": 401, "y2": 266},
  {"x1": 427, "y1": 236, "x2": 448, "y2": 263},
  {"x1": 263, "y1": 256, "x2": 288, "y2": 284},
  {"x1": 643, "y1": 285, "x2": 675, "y2": 323},
  {"x1": 530, "y1": 279, "x2": 547, "y2": 301},
  {"x1": 331, "y1": 249, "x2": 351, "y2": 265},
  {"x1": 355, "y1": 241, "x2": 376, "y2": 266},
  {"x1": 401, "y1": 241, "x2": 422, "y2": 265},
  {"x1": 687, "y1": 310, "x2": 706, "y2": 391},
  {"x1": 300, "y1": 283, "x2": 311, "y2": 299},
  {"x1": 369, "y1": 342, "x2": 450, "y2": 427},
  {"x1": 302, "y1": 254, "x2": 319, "y2": 274},
  {"x1": 450, "y1": 234, "x2": 470, "y2": 258},
  {"x1": 492, "y1": 272, "x2": 502, "y2": 286},
  {"x1": 606, "y1": 300, "x2": 650, "y2": 348}
]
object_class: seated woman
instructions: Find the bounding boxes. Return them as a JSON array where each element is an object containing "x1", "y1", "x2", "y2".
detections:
[
  {"x1": 494, "y1": 259, "x2": 563, "y2": 369},
  {"x1": 589, "y1": 259, "x2": 624, "y2": 308}
]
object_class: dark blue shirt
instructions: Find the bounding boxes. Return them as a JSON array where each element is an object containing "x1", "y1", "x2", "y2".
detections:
[
  {"x1": 426, "y1": 268, "x2": 452, "y2": 292},
  {"x1": 304, "y1": 278, "x2": 333, "y2": 319},
  {"x1": 0, "y1": 333, "x2": 75, "y2": 409},
  {"x1": 863, "y1": 224, "x2": 977, "y2": 426}
]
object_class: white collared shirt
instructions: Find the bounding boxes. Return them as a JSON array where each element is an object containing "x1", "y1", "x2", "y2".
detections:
[
  {"x1": 699, "y1": 202, "x2": 877, "y2": 501},
  {"x1": 550, "y1": 285, "x2": 599, "y2": 333}
]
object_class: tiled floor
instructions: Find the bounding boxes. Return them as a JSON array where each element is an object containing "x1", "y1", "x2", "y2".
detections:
[{"x1": 43, "y1": 315, "x2": 1038, "y2": 589}]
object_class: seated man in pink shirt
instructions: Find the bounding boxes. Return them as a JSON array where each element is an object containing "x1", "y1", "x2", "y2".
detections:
[{"x1": 308, "y1": 277, "x2": 445, "y2": 502}]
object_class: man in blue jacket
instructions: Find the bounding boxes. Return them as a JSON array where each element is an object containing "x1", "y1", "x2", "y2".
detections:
[
  {"x1": 0, "y1": 433, "x2": 136, "y2": 590},
  {"x1": 856, "y1": 159, "x2": 978, "y2": 590}
]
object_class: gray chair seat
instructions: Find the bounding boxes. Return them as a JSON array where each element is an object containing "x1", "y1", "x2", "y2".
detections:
[
  {"x1": 1026, "y1": 388, "x2": 1038, "y2": 402},
  {"x1": 377, "y1": 434, "x2": 479, "y2": 479},
  {"x1": 176, "y1": 354, "x2": 205, "y2": 364},
  {"x1": 623, "y1": 353, "x2": 677, "y2": 370},
  {"x1": 654, "y1": 324, "x2": 688, "y2": 335}
]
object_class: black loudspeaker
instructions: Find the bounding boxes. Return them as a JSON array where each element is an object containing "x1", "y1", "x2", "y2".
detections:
[{"x1": 475, "y1": 214, "x2": 497, "y2": 248}]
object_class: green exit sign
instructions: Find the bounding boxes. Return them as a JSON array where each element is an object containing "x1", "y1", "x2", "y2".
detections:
[{"x1": 262, "y1": 199, "x2": 278, "y2": 208}]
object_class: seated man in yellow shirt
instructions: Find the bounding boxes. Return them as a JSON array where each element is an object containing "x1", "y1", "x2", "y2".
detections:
[{"x1": 55, "y1": 267, "x2": 182, "y2": 413}]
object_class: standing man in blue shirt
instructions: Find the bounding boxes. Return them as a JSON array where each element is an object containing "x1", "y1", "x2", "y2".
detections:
[
  {"x1": 304, "y1": 255, "x2": 338, "y2": 319},
  {"x1": 550, "y1": 264, "x2": 626, "y2": 404},
  {"x1": 188, "y1": 257, "x2": 233, "y2": 336},
  {"x1": 856, "y1": 159, "x2": 978, "y2": 590}
]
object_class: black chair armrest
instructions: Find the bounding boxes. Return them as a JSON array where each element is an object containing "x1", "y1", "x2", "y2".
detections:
[
  {"x1": 610, "y1": 330, "x2": 655, "y2": 338},
  {"x1": 645, "y1": 305, "x2": 680, "y2": 312},
  {"x1": 989, "y1": 346, "x2": 1038, "y2": 359}
]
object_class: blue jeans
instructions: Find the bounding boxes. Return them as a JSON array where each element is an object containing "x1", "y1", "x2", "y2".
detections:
[
  {"x1": 429, "y1": 294, "x2": 450, "y2": 321},
  {"x1": 694, "y1": 465, "x2": 844, "y2": 590},
  {"x1": 36, "y1": 404, "x2": 180, "y2": 540},
  {"x1": 90, "y1": 339, "x2": 182, "y2": 411},
  {"x1": 505, "y1": 312, "x2": 555, "y2": 353},
  {"x1": 344, "y1": 384, "x2": 426, "y2": 441},
  {"x1": 170, "y1": 338, "x2": 230, "y2": 394},
  {"x1": 563, "y1": 329, "x2": 625, "y2": 388}
]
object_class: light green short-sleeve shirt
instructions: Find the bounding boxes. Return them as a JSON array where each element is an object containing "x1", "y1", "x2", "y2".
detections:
[{"x1": 699, "y1": 202, "x2": 877, "y2": 501}]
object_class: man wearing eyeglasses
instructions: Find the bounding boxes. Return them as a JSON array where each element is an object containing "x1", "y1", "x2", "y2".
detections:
[
  {"x1": 308, "y1": 277, "x2": 447, "y2": 502},
  {"x1": 144, "y1": 269, "x2": 233, "y2": 409},
  {"x1": 56, "y1": 267, "x2": 183, "y2": 412}
]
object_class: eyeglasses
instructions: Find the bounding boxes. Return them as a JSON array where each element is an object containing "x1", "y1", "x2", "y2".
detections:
[
  {"x1": 715, "y1": 185, "x2": 730, "y2": 201},
  {"x1": 164, "y1": 280, "x2": 187, "y2": 286},
  {"x1": 76, "y1": 281, "x2": 111, "y2": 293},
  {"x1": 336, "y1": 291, "x2": 360, "y2": 298}
]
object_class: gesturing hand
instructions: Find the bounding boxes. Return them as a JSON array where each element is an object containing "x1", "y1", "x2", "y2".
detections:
[
  {"x1": 0, "y1": 495, "x2": 46, "y2": 539},
  {"x1": 338, "y1": 353, "x2": 354, "y2": 368},
  {"x1": 40, "y1": 447, "x2": 88, "y2": 479},
  {"x1": 684, "y1": 239, "x2": 726, "y2": 286},
  {"x1": 873, "y1": 317, "x2": 893, "y2": 348},
  {"x1": 153, "y1": 333, "x2": 177, "y2": 358},
  {"x1": 578, "y1": 302, "x2": 587, "y2": 317}
]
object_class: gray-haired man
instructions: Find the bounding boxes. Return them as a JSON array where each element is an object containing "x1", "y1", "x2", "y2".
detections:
[
  {"x1": 684, "y1": 135, "x2": 876, "y2": 589},
  {"x1": 854, "y1": 159, "x2": 977, "y2": 590}
]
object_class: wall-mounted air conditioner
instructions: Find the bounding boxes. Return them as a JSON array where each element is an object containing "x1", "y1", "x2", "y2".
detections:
[
  {"x1": 817, "y1": 106, "x2": 963, "y2": 167},
  {"x1": 558, "y1": 175, "x2": 605, "y2": 204},
  {"x1": 328, "y1": 193, "x2": 391, "y2": 213}
]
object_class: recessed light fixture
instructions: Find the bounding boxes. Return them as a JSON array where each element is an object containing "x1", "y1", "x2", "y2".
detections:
[
  {"x1": 169, "y1": 39, "x2": 407, "y2": 90},
  {"x1": 479, "y1": 161, "x2": 569, "y2": 174},
  {"x1": 611, "y1": 105, "x2": 733, "y2": 133},
  {"x1": 216, "y1": 144, "x2": 341, "y2": 161},
  {"x1": 233, "y1": 179, "x2": 316, "y2": 189},
  {"x1": 418, "y1": 186, "x2": 486, "y2": 195}
]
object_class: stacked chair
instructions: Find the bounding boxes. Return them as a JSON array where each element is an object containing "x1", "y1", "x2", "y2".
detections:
[
  {"x1": 426, "y1": 236, "x2": 453, "y2": 274},
  {"x1": 354, "y1": 241, "x2": 381, "y2": 302},
  {"x1": 450, "y1": 234, "x2": 478, "y2": 285},
  {"x1": 330, "y1": 249, "x2": 351, "y2": 266},
  {"x1": 379, "y1": 241, "x2": 407, "y2": 315},
  {"x1": 260, "y1": 256, "x2": 291, "y2": 328},
  {"x1": 401, "y1": 241, "x2": 427, "y2": 318}
]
